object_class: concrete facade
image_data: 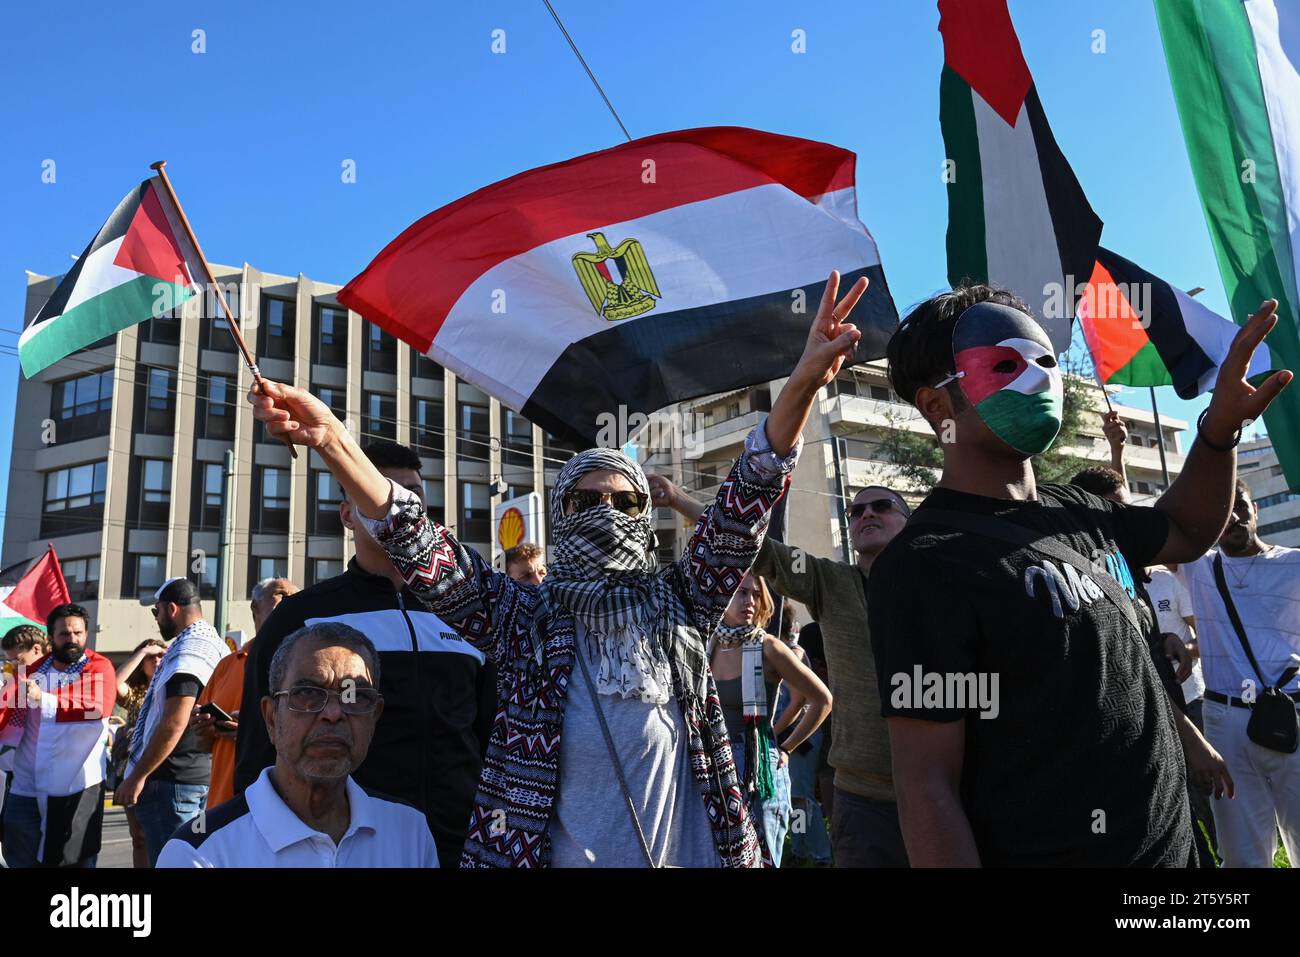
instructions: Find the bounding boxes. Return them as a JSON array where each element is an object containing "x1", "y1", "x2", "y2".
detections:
[{"x1": 5, "y1": 265, "x2": 572, "y2": 656}]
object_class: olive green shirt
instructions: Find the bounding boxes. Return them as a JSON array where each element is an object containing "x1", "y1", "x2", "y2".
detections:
[{"x1": 752, "y1": 537, "x2": 894, "y2": 801}]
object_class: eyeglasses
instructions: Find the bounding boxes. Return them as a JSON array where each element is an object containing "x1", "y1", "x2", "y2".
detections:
[
  {"x1": 273, "y1": 685, "x2": 382, "y2": 715},
  {"x1": 848, "y1": 498, "x2": 904, "y2": 520},
  {"x1": 562, "y1": 488, "x2": 649, "y2": 517}
]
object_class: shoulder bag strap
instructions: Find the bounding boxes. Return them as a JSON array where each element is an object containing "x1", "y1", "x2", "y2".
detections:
[
  {"x1": 910, "y1": 507, "x2": 1143, "y2": 640},
  {"x1": 573, "y1": 644, "x2": 661, "y2": 868}
]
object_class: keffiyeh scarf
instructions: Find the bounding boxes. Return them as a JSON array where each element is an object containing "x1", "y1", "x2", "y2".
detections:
[
  {"x1": 128, "y1": 619, "x2": 226, "y2": 772},
  {"x1": 7, "y1": 652, "x2": 90, "y2": 729},
  {"x1": 539, "y1": 447, "x2": 677, "y2": 704}
]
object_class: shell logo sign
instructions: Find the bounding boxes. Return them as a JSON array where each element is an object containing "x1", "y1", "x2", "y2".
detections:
[
  {"x1": 493, "y1": 492, "x2": 543, "y2": 559},
  {"x1": 497, "y1": 507, "x2": 525, "y2": 550}
]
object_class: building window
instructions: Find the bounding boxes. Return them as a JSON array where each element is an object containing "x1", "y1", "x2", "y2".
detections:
[
  {"x1": 1129, "y1": 433, "x2": 1145, "y2": 447},
  {"x1": 250, "y1": 556, "x2": 288, "y2": 584},
  {"x1": 127, "y1": 554, "x2": 166, "y2": 601},
  {"x1": 460, "y1": 482, "x2": 491, "y2": 543},
  {"x1": 136, "y1": 366, "x2": 176, "y2": 435},
  {"x1": 543, "y1": 431, "x2": 582, "y2": 464},
  {"x1": 364, "y1": 324, "x2": 397, "y2": 373},
  {"x1": 137, "y1": 459, "x2": 172, "y2": 527},
  {"x1": 50, "y1": 370, "x2": 113, "y2": 443},
  {"x1": 412, "y1": 397, "x2": 445, "y2": 455},
  {"x1": 501, "y1": 408, "x2": 532, "y2": 467},
  {"x1": 197, "y1": 373, "x2": 235, "y2": 440},
  {"x1": 259, "y1": 297, "x2": 296, "y2": 360},
  {"x1": 843, "y1": 438, "x2": 876, "y2": 461},
  {"x1": 195, "y1": 555, "x2": 218, "y2": 600},
  {"x1": 41, "y1": 461, "x2": 108, "y2": 536},
  {"x1": 192, "y1": 462, "x2": 224, "y2": 530},
  {"x1": 725, "y1": 402, "x2": 741, "y2": 420},
  {"x1": 140, "y1": 306, "x2": 181, "y2": 345},
  {"x1": 311, "y1": 559, "x2": 344, "y2": 586},
  {"x1": 458, "y1": 400, "x2": 491, "y2": 464},
  {"x1": 362, "y1": 391, "x2": 396, "y2": 442},
  {"x1": 256, "y1": 467, "x2": 291, "y2": 533},
  {"x1": 311, "y1": 471, "x2": 343, "y2": 535},
  {"x1": 1256, "y1": 489, "x2": 1300, "y2": 510},
  {"x1": 314, "y1": 304, "x2": 348, "y2": 366},
  {"x1": 62, "y1": 557, "x2": 100, "y2": 603},
  {"x1": 202, "y1": 283, "x2": 240, "y2": 353},
  {"x1": 870, "y1": 385, "x2": 891, "y2": 402},
  {"x1": 423, "y1": 478, "x2": 445, "y2": 522},
  {"x1": 317, "y1": 387, "x2": 347, "y2": 420},
  {"x1": 414, "y1": 353, "x2": 443, "y2": 380}
]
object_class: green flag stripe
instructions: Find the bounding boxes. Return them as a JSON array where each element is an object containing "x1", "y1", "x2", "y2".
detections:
[
  {"x1": 19, "y1": 275, "x2": 192, "y2": 377},
  {"x1": 1108, "y1": 339, "x2": 1174, "y2": 389},
  {"x1": 1156, "y1": 0, "x2": 1300, "y2": 489},
  {"x1": 940, "y1": 65, "x2": 988, "y2": 286}
]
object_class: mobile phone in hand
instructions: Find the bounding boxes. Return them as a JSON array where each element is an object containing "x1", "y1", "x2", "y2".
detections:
[{"x1": 199, "y1": 702, "x2": 235, "y2": 723}]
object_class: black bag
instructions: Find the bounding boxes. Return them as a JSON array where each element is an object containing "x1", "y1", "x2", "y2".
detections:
[{"x1": 1212, "y1": 553, "x2": 1300, "y2": 754}]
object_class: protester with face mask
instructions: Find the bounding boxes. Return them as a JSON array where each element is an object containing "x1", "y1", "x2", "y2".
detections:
[
  {"x1": 869, "y1": 286, "x2": 1288, "y2": 867},
  {"x1": 114, "y1": 578, "x2": 227, "y2": 866},
  {"x1": 0, "y1": 607, "x2": 116, "y2": 867},
  {"x1": 247, "y1": 270, "x2": 867, "y2": 867}
]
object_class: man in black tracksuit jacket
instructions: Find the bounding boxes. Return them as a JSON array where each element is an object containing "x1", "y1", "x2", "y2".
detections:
[{"x1": 233, "y1": 442, "x2": 495, "y2": 866}]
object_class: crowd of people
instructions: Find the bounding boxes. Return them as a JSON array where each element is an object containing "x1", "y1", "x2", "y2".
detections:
[{"x1": 1, "y1": 271, "x2": 1297, "y2": 868}]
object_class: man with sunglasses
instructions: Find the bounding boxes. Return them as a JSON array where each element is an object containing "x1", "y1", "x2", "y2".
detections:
[
  {"x1": 650, "y1": 477, "x2": 912, "y2": 867},
  {"x1": 159, "y1": 622, "x2": 438, "y2": 867}
]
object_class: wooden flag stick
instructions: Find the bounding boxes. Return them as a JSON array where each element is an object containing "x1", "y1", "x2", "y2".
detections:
[{"x1": 149, "y1": 160, "x2": 297, "y2": 459}]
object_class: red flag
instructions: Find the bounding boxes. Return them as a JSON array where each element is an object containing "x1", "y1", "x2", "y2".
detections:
[{"x1": 3, "y1": 545, "x2": 71, "y2": 625}]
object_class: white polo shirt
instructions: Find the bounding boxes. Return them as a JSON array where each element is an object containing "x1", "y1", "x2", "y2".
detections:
[{"x1": 157, "y1": 767, "x2": 440, "y2": 868}]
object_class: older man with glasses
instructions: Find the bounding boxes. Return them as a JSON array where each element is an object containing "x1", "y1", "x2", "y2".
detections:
[{"x1": 158, "y1": 622, "x2": 439, "y2": 867}]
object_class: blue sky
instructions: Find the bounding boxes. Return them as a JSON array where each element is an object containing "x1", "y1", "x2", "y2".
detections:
[{"x1": 0, "y1": 0, "x2": 1262, "y2": 521}]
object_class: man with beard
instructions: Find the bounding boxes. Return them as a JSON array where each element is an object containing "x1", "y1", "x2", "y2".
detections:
[
  {"x1": 114, "y1": 578, "x2": 228, "y2": 866},
  {"x1": 1178, "y1": 480, "x2": 1300, "y2": 867},
  {"x1": 159, "y1": 623, "x2": 438, "y2": 867},
  {"x1": 0, "y1": 606, "x2": 117, "y2": 867},
  {"x1": 870, "y1": 286, "x2": 1287, "y2": 866}
]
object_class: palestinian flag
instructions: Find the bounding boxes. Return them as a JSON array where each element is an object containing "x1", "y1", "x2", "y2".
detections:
[
  {"x1": 1155, "y1": 0, "x2": 1300, "y2": 487},
  {"x1": 19, "y1": 176, "x2": 204, "y2": 377},
  {"x1": 1079, "y1": 247, "x2": 1276, "y2": 399},
  {"x1": 338, "y1": 126, "x2": 898, "y2": 443},
  {"x1": 0, "y1": 546, "x2": 70, "y2": 638},
  {"x1": 938, "y1": 0, "x2": 1103, "y2": 354}
]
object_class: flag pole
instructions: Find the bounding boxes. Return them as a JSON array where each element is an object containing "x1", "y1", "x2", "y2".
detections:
[{"x1": 149, "y1": 160, "x2": 297, "y2": 459}]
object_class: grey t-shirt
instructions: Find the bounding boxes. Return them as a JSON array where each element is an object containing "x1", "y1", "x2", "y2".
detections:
[{"x1": 550, "y1": 631, "x2": 720, "y2": 868}]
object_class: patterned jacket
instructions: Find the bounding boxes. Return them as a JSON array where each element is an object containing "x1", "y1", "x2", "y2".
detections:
[{"x1": 363, "y1": 429, "x2": 793, "y2": 867}]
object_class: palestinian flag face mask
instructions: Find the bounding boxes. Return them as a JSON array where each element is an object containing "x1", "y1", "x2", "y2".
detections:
[{"x1": 946, "y1": 301, "x2": 1063, "y2": 456}]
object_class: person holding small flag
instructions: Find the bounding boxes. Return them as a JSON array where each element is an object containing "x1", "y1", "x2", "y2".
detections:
[{"x1": 248, "y1": 270, "x2": 868, "y2": 868}]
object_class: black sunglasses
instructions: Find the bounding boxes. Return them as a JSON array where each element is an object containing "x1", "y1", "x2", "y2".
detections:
[
  {"x1": 563, "y1": 488, "x2": 649, "y2": 517},
  {"x1": 848, "y1": 498, "x2": 902, "y2": 520}
]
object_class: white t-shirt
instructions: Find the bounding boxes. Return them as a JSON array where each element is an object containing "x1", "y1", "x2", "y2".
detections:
[
  {"x1": 1145, "y1": 568, "x2": 1205, "y2": 704},
  {"x1": 1178, "y1": 546, "x2": 1300, "y2": 698},
  {"x1": 157, "y1": 767, "x2": 440, "y2": 868}
]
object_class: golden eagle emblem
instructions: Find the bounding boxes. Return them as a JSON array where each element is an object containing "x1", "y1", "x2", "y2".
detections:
[{"x1": 572, "y1": 231, "x2": 662, "y2": 321}]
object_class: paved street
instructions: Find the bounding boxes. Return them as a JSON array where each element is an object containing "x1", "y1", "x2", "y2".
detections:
[{"x1": 98, "y1": 803, "x2": 135, "y2": 868}]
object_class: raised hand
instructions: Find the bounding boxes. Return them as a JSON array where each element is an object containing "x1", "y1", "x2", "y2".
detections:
[
  {"x1": 246, "y1": 380, "x2": 343, "y2": 450},
  {"x1": 1202, "y1": 300, "x2": 1293, "y2": 445},
  {"x1": 793, "y1": 270, "x2": 868, "y2": 389}
]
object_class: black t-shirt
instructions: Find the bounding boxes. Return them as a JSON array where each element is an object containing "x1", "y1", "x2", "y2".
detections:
[
  {"x1": 869, "y1": 483, "x2": 1193, "y2": 867},
  {"x1": 148, "y1": 673, "x2": 210, "y2": 785}
]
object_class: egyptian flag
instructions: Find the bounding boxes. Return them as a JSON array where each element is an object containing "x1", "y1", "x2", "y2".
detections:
[
  {"x1": 19, "y1": 177, "x2": 204, "y2": 377},
  {"x1": 1079, "y1": 247, "x2": 1276, "y2": 399},
  {"x1": 339, "y1": 127, "x2": 898, "y2": 443},
  {"x1": 939, "y1": 0, "x2": 1103, "y2": 355}
]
